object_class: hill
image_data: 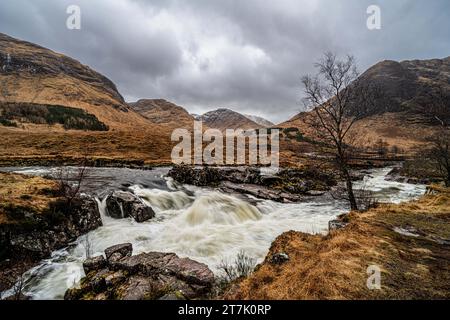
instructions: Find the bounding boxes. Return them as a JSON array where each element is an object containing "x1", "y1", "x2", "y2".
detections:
[
  {"x1": 129, "y1": 99, "x2": 195, "y2": 129},
  {"x1": 0, "y1": 33, "x2": 173, "y2": 165},
  {"x1": 280, "y1": 56, "x2": 450, "y2": 152},
  {"x1": 198, "y1": 108, "x2": 263, "y2": 131}
]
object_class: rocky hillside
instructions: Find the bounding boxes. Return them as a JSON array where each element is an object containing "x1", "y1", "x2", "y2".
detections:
[
  {"x1": 0, "y1": 33, "x2": 150, "y2": 130},
  {"x1": 280, "y1": 56, "x2": 450, "y2": 152},
  {"x1": 129, "y1": 99, "x2": 195, "y2": 129},
  {"x1": 357, "y1": 57, "x2": 450, "y2": 120},
  {"x1": 244, "y1": 114, "x2": 274, "y2": 127},
  {"x1": 198, "y1": 108, "x2": 263, "y2": 131}
]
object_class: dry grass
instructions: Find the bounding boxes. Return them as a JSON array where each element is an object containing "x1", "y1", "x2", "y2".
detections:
[
  {"x1": 280, "y1": 111, "x2": 436, "y2": 153},
  {"x1": 0, "y1": 172, "x2": 59, "y2": 224},
  {"x1": 226, "y1": 190, "x2": 450, "y2": 300}
]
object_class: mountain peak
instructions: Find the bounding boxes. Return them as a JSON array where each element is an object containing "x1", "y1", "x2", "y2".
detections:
[{"x1": 199, "y1": 108, "x2": 262, "y2": 130}]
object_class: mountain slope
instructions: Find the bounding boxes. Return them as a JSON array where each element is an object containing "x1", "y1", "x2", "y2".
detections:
[
  {"x1": 280, "y1": 56, "x2": 450, "y2": 151},
  {"x1": 0, "y1": 33, "x2": 150, "y2": 130},
  {"x1": 199, "y1": 108, "x2": 262, "y2": 131},
  {"x1": 129, "y1": 99, "x2": 195, "y2": 129},
  {"x1": 244, "y1": 114, "x2": 274, "y2": 127},
  {"x1": 0, "y1": 33, "x2": 175, "y2": 164}
]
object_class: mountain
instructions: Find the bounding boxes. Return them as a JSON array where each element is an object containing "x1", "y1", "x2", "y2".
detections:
[
  {"x1": 129, "y1": 99, "x2": 195, "y2": 129},
  {"x1": 281, "y1": 56, "x2": 450, "y2": 151},
  {"x1": 244, "y1": 114, "x2": 274, "y2": 127},
  {"x1": 0, "y1": 33, "x2": 174, "y2": 164},
  {"x1": 0, "y1": 32, "x2": 152, "y2": 130},
  {"x1": 198, "y1": 108, "x2": 262, "y2": 131},
  {"x1": 356, "y1": 57, "x2": 450, "y2": 119}
]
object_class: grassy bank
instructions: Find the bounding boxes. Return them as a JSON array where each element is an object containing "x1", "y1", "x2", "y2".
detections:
[{"x1": 225, "y1": 187, "x2": 450, "y2": 300}]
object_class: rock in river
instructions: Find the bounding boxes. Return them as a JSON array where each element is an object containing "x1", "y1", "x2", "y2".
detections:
[
  {"x1": 105, "y1": 191, "x2": 155, "y2": 222},
  {"x1": 65, "y1": 243, "x2": 215, "y2": 300}
]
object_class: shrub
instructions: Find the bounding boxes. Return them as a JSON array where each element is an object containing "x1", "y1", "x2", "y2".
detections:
[{"x1": 217, "y1": 251, "x2": 256, "y2": 283}]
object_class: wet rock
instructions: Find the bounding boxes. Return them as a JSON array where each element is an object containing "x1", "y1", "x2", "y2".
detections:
[
  {"x1": 259, "y1": 175, "x2": 283, "y2": 186},
  {"x1": 158, "y1": 292, "x2": 186, "y2": 300},
  {"x1": 3, "y1": 293, "x2": 32, "y2": 300},
  {"x1": 104, "y1": 271, "x2": 126, "y2": 287},
  {"x1": 168, "y1": 165, "x2": 336, "y2": 203},
  {"x1": 1, "y1": 196, "x2": 102, "y2": 260},
  {"x1": 306, "y1": 190, "x2": 326, "y2": 196},
  {"x1": 270, "y1": 253, "x2": 290, "y2": 265},
  {"x1": 106, "y1": 191, "x2": 155, "y2": 222},
  {"x1": 220, "y1": 181, "x2": 302, "y2": 203},
  {"x1": 65, "y1": 247, "x2": 215, "y2": 300},
  {"x1": 167, "y1": 165, "x2": 222, "y2": 186},
  {"x1": 83, "y1": 255, "x2": 106, "y2": 274},
  {"x1": 105, "y1": 243, "x2": 133, "y2": 262},
  {"x1": 328, "y1": 220, "x2": 348, "y2": 231}
]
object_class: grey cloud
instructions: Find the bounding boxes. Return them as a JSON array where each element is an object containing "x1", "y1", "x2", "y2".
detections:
[{"x1": 0, "y1": 0, "x2": 449, "y2": 123}]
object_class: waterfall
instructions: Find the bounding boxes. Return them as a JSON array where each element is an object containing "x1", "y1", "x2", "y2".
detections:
[{"x1": 182, "y1": 192, "x2": 262, "y2": 225}]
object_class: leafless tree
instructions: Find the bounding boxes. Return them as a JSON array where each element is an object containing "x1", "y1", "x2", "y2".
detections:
[
  {"x1": 418, "y1": 85, "x2": 450, "y2": 186},
  {"x1": 302, "y1": 52, "x2": 380, "y2": 210},
  {"x1": 55, "y1": 158, "x2": 90, "y2": 207},
  {"x1": 375, "y1": 138, "x2": 388, "y2": 157},
  {"x1": 56, "y1": 166, "x2": 87, "y2": 205},
  {"x1": 428, "y1": 130, "x2": 450, "y2": 187},
  {"x1": 11, "y1": 272, "x2": 26, "y2": 300}
]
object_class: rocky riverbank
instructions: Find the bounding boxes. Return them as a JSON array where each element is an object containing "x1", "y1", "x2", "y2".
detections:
[
  {"x1": 64, "y1": 243, "x2": 215, "y2": 300},
  {"x1": 167, "y1": 165, "x2": 337, "y2": 203},
  {"x1": 224, "y1": 187, "x2": 450, "y2": 300},
  {"x1": 0, "y1": 173, "x2": 102, "y2": 296}
]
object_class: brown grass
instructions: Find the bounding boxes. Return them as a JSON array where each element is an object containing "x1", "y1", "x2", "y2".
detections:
[
  {"x1": 225, "y1": 190, "x2": 450, "y2": 300},
  {"x1": 0, "y1": 172, "x2": 59, "y2": 224}
]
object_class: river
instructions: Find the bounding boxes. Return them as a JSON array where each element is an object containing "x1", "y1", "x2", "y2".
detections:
[{"x1": 0, "y1": 166, "x2": 426, "y2": 300}]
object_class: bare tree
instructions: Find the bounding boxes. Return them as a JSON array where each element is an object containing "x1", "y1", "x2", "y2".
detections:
[
  {"x1": 11, "y1": 272, "x2": 26, "y2": 300},
  {"x1": 302, "y1": 52, "x2": 379, "y2": 210},
  {"x1": 428, "y1": 130, "x2": 450, "y2": 187},
  {"x1": 55, "y1": 158, "x2": 89, "y2": 207},
  {"x1": 419, "y1": 85, "x2": 450, "y2": 186},
  {"x1": 375, "y1": 138, "x2": 388, "y2": 157}
]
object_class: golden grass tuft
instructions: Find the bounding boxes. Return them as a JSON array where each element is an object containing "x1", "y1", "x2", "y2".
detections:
[
  {"x1": 225, "y1": 191, "x2": 450, "y2": 300},
  {"x1": 0, "y1": 172, "x2": 59, "y2": 224}
]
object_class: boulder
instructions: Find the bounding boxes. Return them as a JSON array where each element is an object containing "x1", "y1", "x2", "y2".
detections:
[
  {"x1": 83, "y1": 255, "x2": 106, "y2": 274},
  {"x1": 105, "y1": 243, "x2": 133, "y2": 262},
  {"x1": 220, "y1": 181, "x2": 302, "y2": 203},
  {"x1": 168, "y1": 165, "x2": 336, "y2": 203},
  {"x1": 106, "y1": 191, "x2": 155, "y2": 222},
  {"x1": 3, "y1": 195, "x2": 102, "y2": 260},
  {"x1": 270, "y1": 252, "x2": 290, "y2": 265},
  {"x1": 64, "y1": 247, "x2": 215, "y2": 300},
  {"x1": 328, "y1": 219, "x2": 348, "y2": 231}
]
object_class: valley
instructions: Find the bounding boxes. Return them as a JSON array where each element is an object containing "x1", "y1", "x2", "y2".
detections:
[{"x1": 0, "y1": 31, "x2": 449, "y2": 301}]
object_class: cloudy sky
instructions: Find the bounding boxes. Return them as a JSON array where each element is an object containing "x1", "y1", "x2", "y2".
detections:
[{"x1": 1, "y1": 0, "x2": 449, "y2": 123}]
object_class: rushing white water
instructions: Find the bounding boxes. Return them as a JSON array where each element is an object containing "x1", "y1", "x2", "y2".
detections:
[{"x1": 1, "y1": 166, "x2": 426, "y2": 300}]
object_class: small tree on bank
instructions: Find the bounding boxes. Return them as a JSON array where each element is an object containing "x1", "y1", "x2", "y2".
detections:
[
  {"x1": 429, "y1": 130, "x2": 450, "y2": 186},
  {"x1": 302, "y1": 52, "x2": 379, "y2": 210},
  {"x1": 415, "y1": 84, "x2": 450, "y2": 186}
]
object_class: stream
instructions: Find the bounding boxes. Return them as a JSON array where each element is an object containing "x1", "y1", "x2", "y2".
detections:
[{"x1": 0, "y1": 166, "x2": 426, "y2": 300}]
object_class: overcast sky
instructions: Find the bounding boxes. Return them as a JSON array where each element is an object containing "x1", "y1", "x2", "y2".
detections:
[{"x1": 1, "y1": 0, "x2": 449, "y2": 123}]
